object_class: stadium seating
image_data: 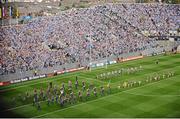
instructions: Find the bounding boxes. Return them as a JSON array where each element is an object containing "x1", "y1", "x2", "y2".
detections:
[{"x1": 0, "y1": 3, "x2": 179, "y2": 76}]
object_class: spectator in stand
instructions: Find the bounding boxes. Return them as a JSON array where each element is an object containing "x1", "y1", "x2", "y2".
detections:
[{"x1": 0, "y1": 3, "x2": 179, "y2": 75}]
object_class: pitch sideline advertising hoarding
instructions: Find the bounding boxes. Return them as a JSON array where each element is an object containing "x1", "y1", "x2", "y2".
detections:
[
  {"x1": 0, "y1": 67, "x2": 85, "y2": 86},
  {"x1": 90, "y1": 60, "x2": 117, "y2": 68},
  {"x1": 118, "y1": 56, "x2": 144, "y2": 62},
  {"x1": 9, "y1": 74, "x2": 46, "y2": 84}
]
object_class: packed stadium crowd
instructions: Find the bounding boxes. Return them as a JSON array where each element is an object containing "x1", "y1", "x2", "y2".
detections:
[{"x1": 0, "y1": 3, "x2": 179, "y2": 75}]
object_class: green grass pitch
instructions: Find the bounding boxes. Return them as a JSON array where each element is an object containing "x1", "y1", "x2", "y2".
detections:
[{"x1": 0, "y1": 53, "x2": 180, "y2": 118}]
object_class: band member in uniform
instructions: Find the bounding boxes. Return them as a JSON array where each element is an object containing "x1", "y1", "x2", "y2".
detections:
[
  {"x1": 78, "y1": 90, "x2": 82, "y2": 101},
  {"x1": 100, "y1": 86, "x2": 105, "y2": 96},
  {"x1": 82, "y1": 84, "x2": 86, "y2": 92},
  {"x1": 55, "y1": 94, "x2": 59, "y2": 103},
  {"x1": 68, "y1": 80, "x2": 72, "y2": 89},
  {"x1": 75, "y1": 78, "x2": 79, "y2": 89},
  {"x1": 62, "y1": 82, "x2": 65, "y2": 90},
  {"x1": 86, "y1": 88, "x2": 90, "y2": 100},
  {"x1": 93, "y1": 87, "x2": 97, "y2": 97}
]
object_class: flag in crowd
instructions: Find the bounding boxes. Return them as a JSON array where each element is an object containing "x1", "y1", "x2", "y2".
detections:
[
  {"x1": 2, "y1": 6, "x2": 5, "y2": 18},
  {"x1": 9, "y1": 6, "x2": 12, "y2": 17},
  {"x1": 0, "y1": 6, "x2": 13, "y2": 19},
  {"x1": 0, "y1": 7, "x2": 2, "y2": 19}
]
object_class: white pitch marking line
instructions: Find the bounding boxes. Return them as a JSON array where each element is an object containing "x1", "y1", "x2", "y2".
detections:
[
  {"x1": 5, "y1": 100, "x2": 46, "y2": 111},
  {"x1": 79, "y1": 75, "x2": 105, "y2": 83},
  {"x1": 123, "y1": 92, "x2": 180, "y2": 97}
]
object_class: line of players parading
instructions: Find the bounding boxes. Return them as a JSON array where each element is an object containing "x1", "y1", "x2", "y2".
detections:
[{"x1": 8, "y1": 70, "x2": 175, "y2": 111}]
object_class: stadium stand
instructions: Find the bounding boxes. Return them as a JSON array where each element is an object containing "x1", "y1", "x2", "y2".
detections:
[{"x1": 0, "y1": 3, "x2": 179, "y2": 80}]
